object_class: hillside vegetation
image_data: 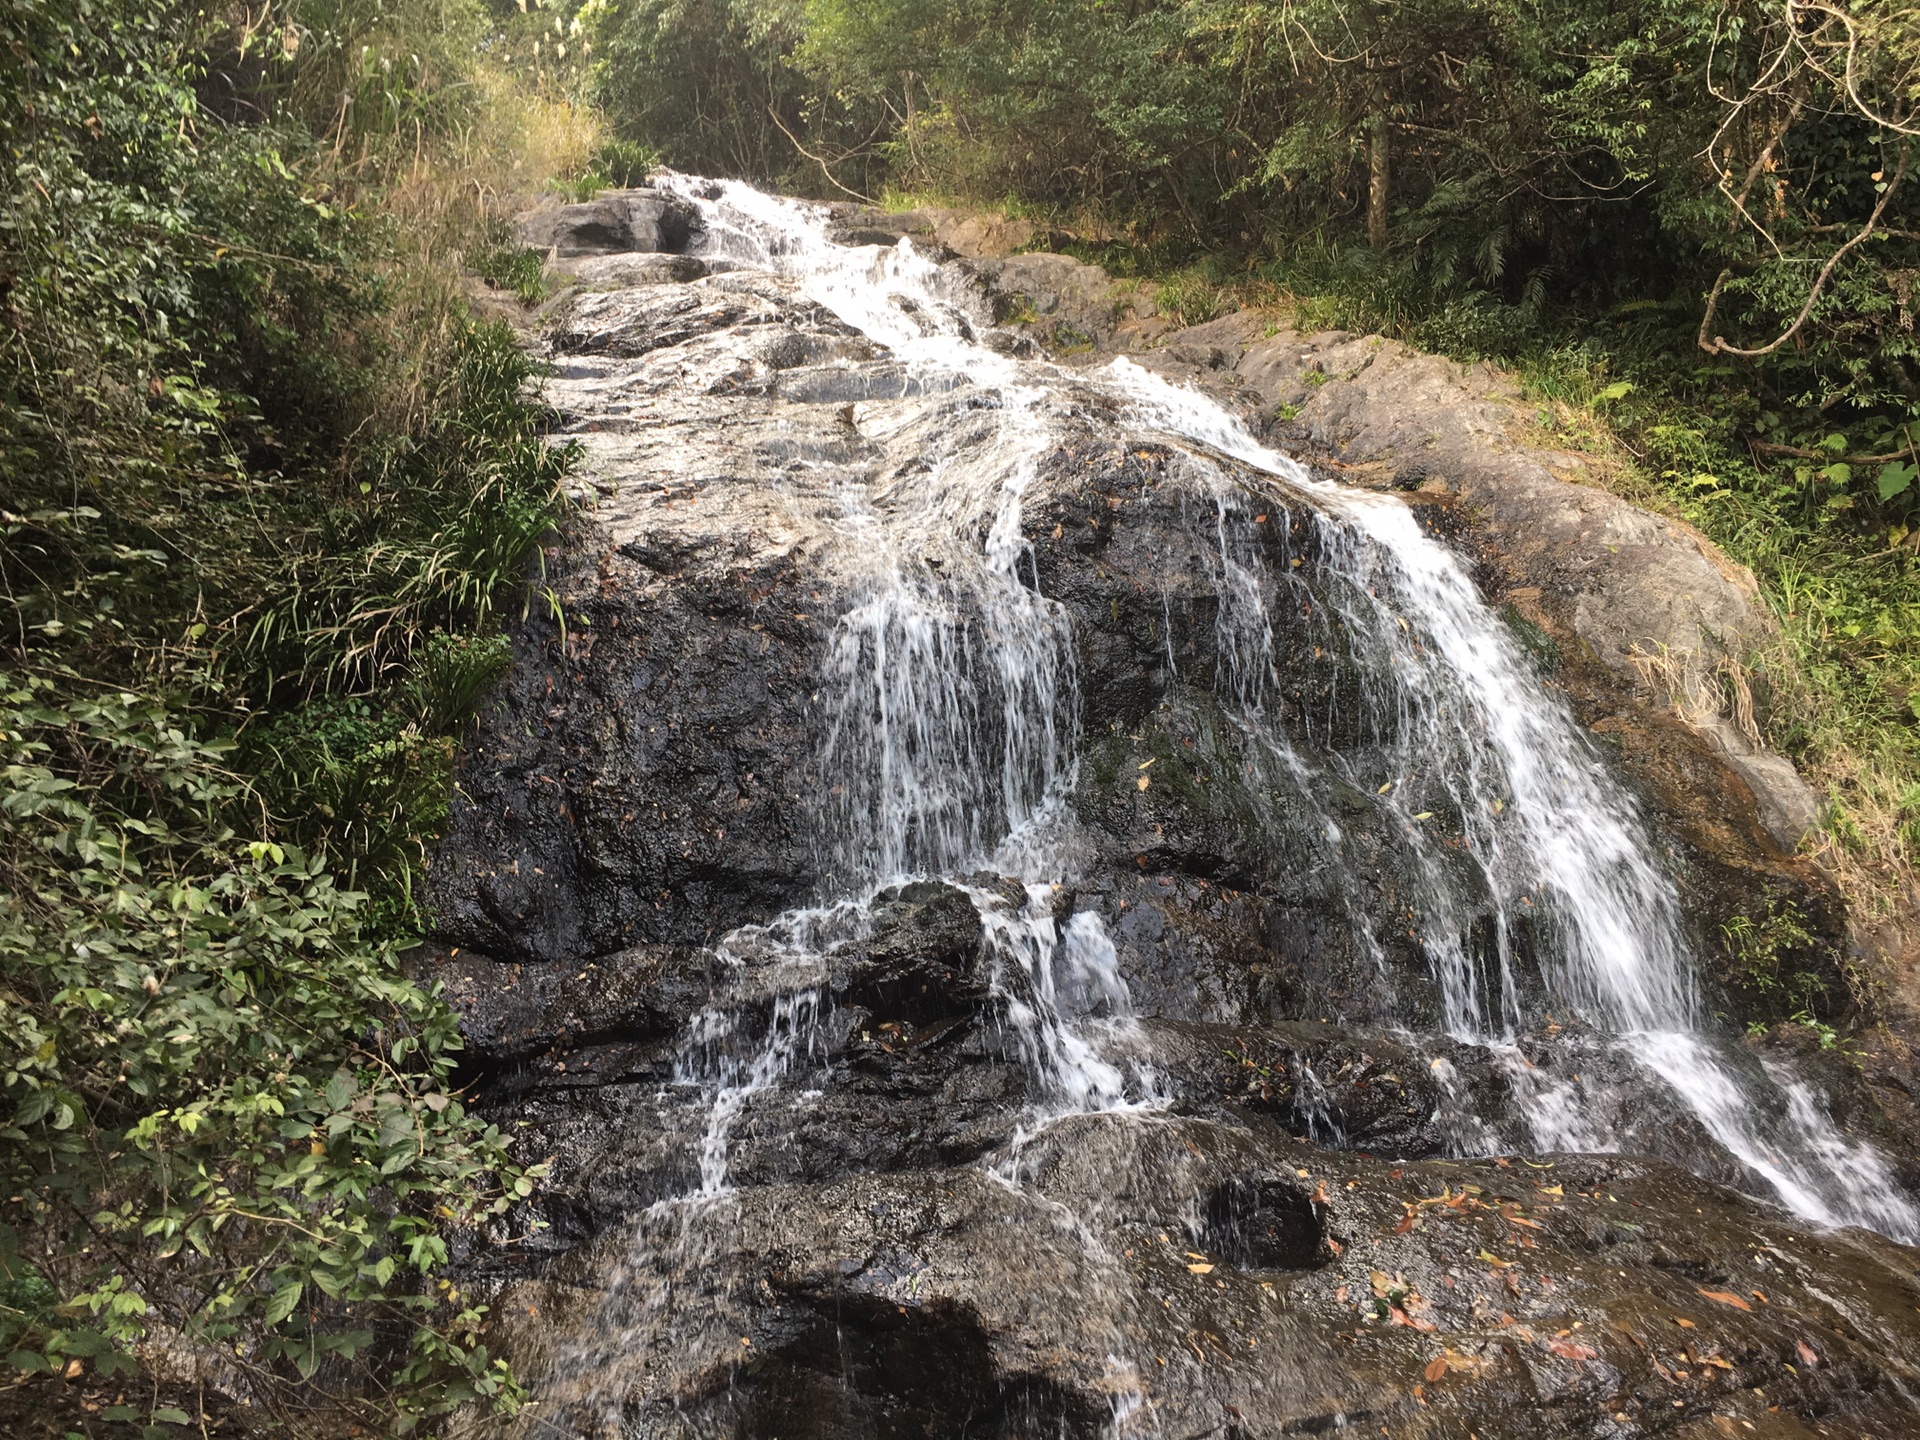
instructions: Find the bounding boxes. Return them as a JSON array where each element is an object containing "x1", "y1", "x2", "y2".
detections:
[
  {"x1": 580, "y1": 0, "x2": 1920, "y2": 898},
  {"x1": 1, "y1": 0, "x2": 595, "y2": 1429}
]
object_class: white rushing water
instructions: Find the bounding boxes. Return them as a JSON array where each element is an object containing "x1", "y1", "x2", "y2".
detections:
[{"x1": 648, "y1": 174, "x2": 1915, "y2": 1239}]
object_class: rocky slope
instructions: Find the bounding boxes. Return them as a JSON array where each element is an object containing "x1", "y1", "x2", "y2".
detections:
[{"x1": 424, "y1": 185, "x2": 1920, "y2": 1438}]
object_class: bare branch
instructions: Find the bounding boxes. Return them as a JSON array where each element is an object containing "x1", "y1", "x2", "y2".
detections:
[
  {"x1": 765, "y1": 106, "x2": 876, "y2": 204},
  {"x1": 1698, "y1": 143, "x2": 1909, "y2": 357}
]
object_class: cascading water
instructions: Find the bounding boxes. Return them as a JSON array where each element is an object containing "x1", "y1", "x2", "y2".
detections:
[
  {"x1": 1106, "y1": 359, "x2": 1919, "y2": 1238},
  {"x1": 663, "y1": 175, "x2": 1911, "y2": 1236},
  {"x1": 513, "y1": 174, "x2": 1920, "y2": 1437}
]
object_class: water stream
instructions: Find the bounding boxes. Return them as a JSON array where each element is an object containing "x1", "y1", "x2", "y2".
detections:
[{"x1": 529, "y1": 173, "x2": 1918, "y2": 1435}]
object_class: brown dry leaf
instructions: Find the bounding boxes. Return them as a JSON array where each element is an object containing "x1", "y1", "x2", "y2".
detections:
[
  {"x1": 1475, "y1": 1249, "x2": 1513, "y2": 1268},
  {"x1": 1136, "y1": 775, "x2": 1151, "y2": 791},
  {"x1": 1674, "y1": 1317, "x2": 1696, "y2": 1329},
  {"x1": 1394, "y1": 1212, "x2": 1417, "y2": 1234},
  {"x1": 1187, "y1": 1263, "x2": 1215, "y2": 1275},
  {"x1": 1795, "y1": 1340, "x2": 1820, "y2": 1368},
  {"x1": 1326, "y1": 1236, "x2": 1344, "y2": 1256},
  {"x1": 1369, "y1": 1270, "x2": 1393, "y2": 1298},
  {"x1": 1697, "y1": 1289, "x2": 1752, "y2": 1312},
  {"x1": 1389, "y1": 1307, "x2": 1436, "y2": 1332},
  {"x1": 1545, "y1": 1338, "x2": 1597, "y2": 1362},
  {"x1": 1423, "y1": 1356, "x2": 1450, "y2": 1383}
]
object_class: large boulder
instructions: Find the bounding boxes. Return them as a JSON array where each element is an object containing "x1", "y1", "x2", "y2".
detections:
[{"x1": 514, "y1": 187, "x2": 702, "y2": 258}]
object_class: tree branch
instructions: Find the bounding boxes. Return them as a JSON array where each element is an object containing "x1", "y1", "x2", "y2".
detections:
[
  {"x1": 765, "y1": 106, "x2": 876, "y2": 204},
  {"x1": 1698, "y1": 142, "x2": 1909, "y2": 357}
]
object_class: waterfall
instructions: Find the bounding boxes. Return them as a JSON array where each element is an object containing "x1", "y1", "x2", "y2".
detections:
[{"x1": 635, "y1": 174, "x2": 1914, "y2": 1241}]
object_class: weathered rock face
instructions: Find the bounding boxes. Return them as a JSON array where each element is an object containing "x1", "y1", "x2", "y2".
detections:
[
  {"x1": 434, "y1": 181, "x2": 1920, "y2": 1438},
  {"x1": 516, "y1": 187, "x2": 705, "y2": 259}
]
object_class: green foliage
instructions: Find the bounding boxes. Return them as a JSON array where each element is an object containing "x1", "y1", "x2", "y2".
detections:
[
  {"x1": 589, "y1": 0, "x2": 813, "y2": 182},
  {"x1": 0, "y1": 680, "x2": 536, "y2": 1417},
  {"x1": 1, "y1": 0, "x2": 565, "y2": 1423},
  {"x1": 595, "y1": 136, "x2": 662, "y2": 185},
  {"x1": 1154, "y1": 266, "x2": 1230, "y2": 327},
  {"x1": 1720, "y1": 898, "x2": 1827, "y2": 1023},
  {"x1": 479, "y1": 239, "x2": 552, "y2": 304}
]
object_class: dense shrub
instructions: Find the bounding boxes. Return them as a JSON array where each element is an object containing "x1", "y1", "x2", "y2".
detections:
[{"x1": 1, "y1": 0, "x2": 568, "y2": 1425}]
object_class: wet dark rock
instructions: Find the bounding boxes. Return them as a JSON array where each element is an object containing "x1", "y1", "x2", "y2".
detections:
[
  {"x1": 440, "y1": 201, "x2": 1920, "y2": 1440},
  {"x1": 417, "y1": 943, "x2": 716, "y2": 1064},
  {"x1": 481, "y1": 1128, "x2": 1920, "y2": 1440},
  {"x1": 833, "y1": 880, "x2": 989, "y2": 1022},
  {"x1": 1201, "y1": 1173, "x2": 1330, "y2": 1269}
]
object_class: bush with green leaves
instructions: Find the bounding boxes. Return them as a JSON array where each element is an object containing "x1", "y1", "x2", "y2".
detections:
[
  {"x1": 2, "y1": 0, "x2": 567, "y2": 1425},
  {"x1": 0, "y1": 680, "x2": 538, "y2": 1419}
]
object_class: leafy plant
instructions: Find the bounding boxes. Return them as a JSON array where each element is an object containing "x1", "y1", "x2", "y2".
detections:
[
  {"x1": 0, "y1": 679, "x2": 541, "y2": 1421},
  {"x1": 1719, "y1": 898, "x2": 1831, "y2": 1023},
  {"x1": 594, "y1": 137, "x2": 662, "y2": 186},
  {"x1": 479, "y1": 239, "x2": 551, "y2": 305},
  {"x1": 0, "y1": 0, "x2": 568, "y2": 1423}
]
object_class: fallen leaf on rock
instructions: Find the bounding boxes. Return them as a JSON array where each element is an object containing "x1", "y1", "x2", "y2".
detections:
[
  {"x1": 1424, "y1": 1356, "x2": 1450, "y2": 1382},
  {"x1": 1137, "y1": 775, "x2": 1151, "y2": 791},
  {"x1": 1795, "y1": 1340, "x2": 1820, "y2": 1368},
  {"x1": 1545, "y1": 1338, "x2": 1597, "y2": 1361},
  {"x1": 1187, "y1": 1263, "x2": 1215, "y2": 1275},
  {"x1": 1674, "y1": 1317, "x2": 1696, "y2": 1329},
  {"x1": 1394, "y1": 1212, "x2": 1417, "y2": 1234},
  {"x1": 1475, "y1": 1250, "x2": 1513, "y2": 1268},
  {"x1": 1389, "y1": 1306, "x2": 1436, "y2": 1332},
  {"x1": 1698, "y1": 1289, "x2": 1751, "y2": 1312}
]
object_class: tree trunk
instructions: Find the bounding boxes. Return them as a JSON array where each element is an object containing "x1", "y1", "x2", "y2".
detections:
[{"x1": 1367, "y1": 113, "x2": 1390, "y2": 249}]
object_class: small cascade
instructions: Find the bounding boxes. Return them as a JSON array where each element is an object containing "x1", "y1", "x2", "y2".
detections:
[
  {"x1": 974, "y1": 885, "x2": 1157, "y2": 1122},
  {"x1": 1104, "y1": 357, "x2": 1917, "y2": 1238},
  {"x1": 516, "y1": 173, "x2": 1920, "y2": 1438},
  {"x1": 675, "y1": 990, "x2": 825, "y2": 1197}
]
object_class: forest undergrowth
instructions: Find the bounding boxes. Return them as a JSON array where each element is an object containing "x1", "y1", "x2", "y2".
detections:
[{"x1": 0, "y1": 0, "x2": 602, "y2": 1431}]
